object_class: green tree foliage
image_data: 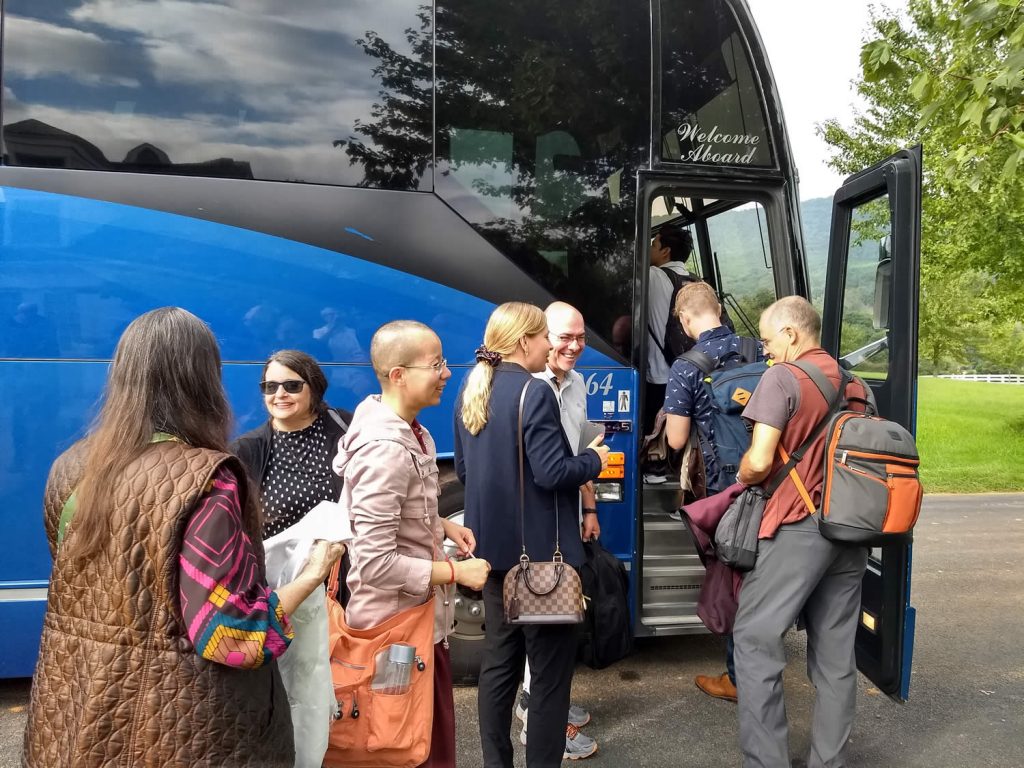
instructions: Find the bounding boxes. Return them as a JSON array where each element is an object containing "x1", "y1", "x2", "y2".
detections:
[
  {"x1": 819, "y1": 0, "x2": 1024, "y2": 372},
  {"x1": 862, "y1": 0, "x2": 1024, "y2": 183}
]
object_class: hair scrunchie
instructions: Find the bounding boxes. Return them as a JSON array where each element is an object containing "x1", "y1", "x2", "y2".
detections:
[{"x1": 474, "y1": 346, "x2": 502, "y2": 367}]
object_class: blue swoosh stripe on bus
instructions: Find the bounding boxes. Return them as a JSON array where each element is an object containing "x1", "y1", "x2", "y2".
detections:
[{"x1": 344, "y1": 226, "x2": 374, "y2": 241}]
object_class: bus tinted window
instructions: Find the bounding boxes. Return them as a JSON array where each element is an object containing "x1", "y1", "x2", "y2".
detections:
[
  {"x1": 1, "y1": 1, "x2": 431, "y2": 189},
  {"x1": 434, "y1": 0, "x2": 650, "y2": 350},
  {"x1": 649, "y1": 193, "x2": 775, "y2": 339},
  {"x1": 838, "y1": 195, "x2": 891, "y2": 378},
  {"x1": 659, "y1": 0, "x2": 773, "y2": 168},
  {"x1": 703, "y1": 201, "x2": 775, "y2": 333}
]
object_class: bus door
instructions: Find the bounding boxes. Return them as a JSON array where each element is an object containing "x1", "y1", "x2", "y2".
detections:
[
  {"x1": 633, "y1": 178, "x2": 793, "y2": 637},
  {"x1": 821, "y1": 146, "x2": 922, "y2": 701}
]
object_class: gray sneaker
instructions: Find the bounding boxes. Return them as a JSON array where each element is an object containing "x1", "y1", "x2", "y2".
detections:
[
  {"x1": 564, "y1": 724, "x2": 598, "y2": 760},
  {"x1": 567, "y1": 703, "x2": 591, "y2": 728},
  {"x1": 519, "y1": 721, "x2": 598, "y2": 760},
  {"x1": 516, "y1": 690, "x2": 591, "y2": 728}
]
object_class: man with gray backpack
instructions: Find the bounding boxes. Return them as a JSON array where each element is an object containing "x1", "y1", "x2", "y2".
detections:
[
  {"x1": 733, "y1": 296, "x2": 877, "y2": 768},
  {"x1": 663, "y1": 280, "x2": 765, "y2": 703}
]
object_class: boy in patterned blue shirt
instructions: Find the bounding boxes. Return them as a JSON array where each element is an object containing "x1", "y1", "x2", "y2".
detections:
[{"x1": 663, "y1": 280, "x2": 762, "y2": 704}]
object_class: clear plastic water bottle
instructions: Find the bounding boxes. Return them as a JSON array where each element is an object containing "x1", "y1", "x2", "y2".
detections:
[{"x1": 371, "y1": 643, "x2": 415, "y2": 694}]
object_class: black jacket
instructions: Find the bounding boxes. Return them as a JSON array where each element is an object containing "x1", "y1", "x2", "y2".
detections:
[
  {"x1": 231, "y1": 406, "x2": 354, "y2": 605},
  {"x1": 454, "y1": 363, "x2": 602, "y2": 571},
  {"x1": 231, "y1": 406, "x2": 352, "y2": 497}
]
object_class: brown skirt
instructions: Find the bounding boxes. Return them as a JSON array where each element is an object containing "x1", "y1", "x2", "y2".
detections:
[{"x1": 418, "y1": 641, "x2": 456, "y2": 768}]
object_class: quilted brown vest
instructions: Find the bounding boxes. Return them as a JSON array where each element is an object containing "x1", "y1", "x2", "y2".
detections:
[{"x1": 23, "y1": 440, "x2": 294, "y2": 768}]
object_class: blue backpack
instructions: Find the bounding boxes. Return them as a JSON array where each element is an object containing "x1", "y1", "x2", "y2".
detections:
[{"x1": 678, "y1": 338, "x2": 766, "y2": 493}]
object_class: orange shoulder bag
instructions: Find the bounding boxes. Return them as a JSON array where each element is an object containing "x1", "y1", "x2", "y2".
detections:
[{"x1": 322, "y1": 562, "x2": 436, "y2": 768}]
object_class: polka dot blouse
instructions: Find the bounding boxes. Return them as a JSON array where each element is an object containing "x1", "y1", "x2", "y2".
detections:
[{"x1": 261, "y1": 414, "x2": 336, "y2": 540}]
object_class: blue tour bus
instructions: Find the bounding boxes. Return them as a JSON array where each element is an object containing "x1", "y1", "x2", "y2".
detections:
[{"x1": 0, "y1": 0, "x2": 920, "y2": 700}]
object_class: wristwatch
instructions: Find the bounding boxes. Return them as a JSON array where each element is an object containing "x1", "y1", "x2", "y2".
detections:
[{"x1": 582, "y1": 508, "x2": 598, "y2": 515}]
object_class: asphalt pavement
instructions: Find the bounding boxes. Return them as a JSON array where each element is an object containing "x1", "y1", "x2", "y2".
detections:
[{"x1": 2, "y1": 493, "x2": 1022, "y2": 767}]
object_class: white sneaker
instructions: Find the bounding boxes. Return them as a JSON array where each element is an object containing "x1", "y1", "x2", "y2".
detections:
[{"x1": 515, "y1": 690, "x2": 529, "y2": 722}]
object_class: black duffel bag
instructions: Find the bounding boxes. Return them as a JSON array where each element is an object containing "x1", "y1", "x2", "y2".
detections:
[{"x1": 578, "y1": 539, "x2": 632, "y2": 669}]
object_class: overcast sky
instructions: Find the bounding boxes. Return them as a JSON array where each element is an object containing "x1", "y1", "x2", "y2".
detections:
[{"x1": 745, "y1": 0, "x2": 907, "y2": 201}]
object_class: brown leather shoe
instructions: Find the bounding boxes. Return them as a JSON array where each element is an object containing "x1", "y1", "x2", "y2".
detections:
[{"x1": 694, "y1": 672, "x2": 738, "y2": 702}]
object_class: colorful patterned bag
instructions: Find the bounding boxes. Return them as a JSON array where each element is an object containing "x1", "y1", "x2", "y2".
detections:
[{"x1": 502, "y1": 382, "x2": 586, "y2": 625}]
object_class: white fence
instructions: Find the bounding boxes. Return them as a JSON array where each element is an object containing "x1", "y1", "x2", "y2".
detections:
[{"x1": 936, "y1": 374, "x2": 1024, "y2": 385}]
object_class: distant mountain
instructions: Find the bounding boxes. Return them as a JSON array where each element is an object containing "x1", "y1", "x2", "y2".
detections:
[
  {"x1": 799, "y1": 196, "x2": 831, "y2": 304},
  {"x1": 700, "y1": 195, "x2": 832, "y2": 310}
]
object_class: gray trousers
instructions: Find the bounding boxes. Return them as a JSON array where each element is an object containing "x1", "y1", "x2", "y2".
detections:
[{"x1": 733, "y1": 517, "x2": 869, "y2": 768}]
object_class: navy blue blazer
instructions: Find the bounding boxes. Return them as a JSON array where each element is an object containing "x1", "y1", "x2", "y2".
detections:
[{"x1": 454, "y1": 362, "x2": 603, "y2": 571}]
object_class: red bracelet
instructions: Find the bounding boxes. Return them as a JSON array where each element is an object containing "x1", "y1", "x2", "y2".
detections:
[{"x1": 447, "y1": 559, "x2": 456, "y2": 585}]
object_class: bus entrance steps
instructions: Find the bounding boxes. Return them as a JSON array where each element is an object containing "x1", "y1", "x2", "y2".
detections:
[{"x1": 638, "y1": 484, "x2": 707, "y2": 637}]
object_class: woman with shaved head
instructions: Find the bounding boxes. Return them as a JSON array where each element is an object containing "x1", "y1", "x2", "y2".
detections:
[{"x1": 336, "y1": 320, "x2": 490, "y2": 767}]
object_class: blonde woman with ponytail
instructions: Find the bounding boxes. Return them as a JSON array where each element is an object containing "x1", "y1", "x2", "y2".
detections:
[{"x1": 454, "y1": 302, "x2": 609, "y2": 768}]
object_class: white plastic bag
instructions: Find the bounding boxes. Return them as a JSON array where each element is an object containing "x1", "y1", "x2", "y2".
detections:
[
  {"x1": 264, "y1": 501, "x2": 351, "y2": 767},
  {"x1": 276, "y1": 584, "x2": 332, "y2": 768},
  {"x1": 264, "y1": 500, "x2": 352, "y2": 584}
]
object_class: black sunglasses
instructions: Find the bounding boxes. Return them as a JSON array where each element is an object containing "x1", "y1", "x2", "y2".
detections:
[{"x1": 259, "y1": 379, "x2": 306, "y2": 395}]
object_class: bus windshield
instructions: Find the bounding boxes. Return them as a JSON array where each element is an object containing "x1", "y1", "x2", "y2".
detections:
[{"x1": 659, "y1": 0, "x2": 774, "y2": 168}]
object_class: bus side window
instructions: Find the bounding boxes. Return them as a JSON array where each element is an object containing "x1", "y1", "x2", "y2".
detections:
[
  {"x1": 837, "y1": 196, "x2": 892, "y2": 378},
  {"x1": 702, "y1": 201, "x2": 774, "y2": 337}
]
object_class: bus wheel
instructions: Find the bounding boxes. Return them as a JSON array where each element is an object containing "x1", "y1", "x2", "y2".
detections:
[{"x1": 441, "y1": 499, "x2": 486, "y2": 686}]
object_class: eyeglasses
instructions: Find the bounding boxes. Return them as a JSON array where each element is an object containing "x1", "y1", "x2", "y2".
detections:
[
  {"x1": 260, "y1": 379, "x2": 306, "y2": 395},
  {"x1": 550, "y1": 333, "x2": 587, "y2": 346},
  {"x1": 759, "y1": 327, "x2": 789, "y2": 351},
  {"x1": 401, "y1": 358, "x2": 448, "y2": 374}
]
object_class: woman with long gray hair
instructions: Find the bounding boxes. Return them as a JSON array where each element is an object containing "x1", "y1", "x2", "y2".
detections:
[{"x1": 23, "y1": 307, "x2": 343, "y2": 768}]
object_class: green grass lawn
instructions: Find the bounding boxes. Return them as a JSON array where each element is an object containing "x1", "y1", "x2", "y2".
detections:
[{"x1": 916, "y1": 377, "x2": 1024, "y2": 493}]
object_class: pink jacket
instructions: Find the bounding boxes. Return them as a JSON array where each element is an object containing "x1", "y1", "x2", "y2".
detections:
[{"x1": 334, "y1": 395, "x2": 453, "y2": 642}]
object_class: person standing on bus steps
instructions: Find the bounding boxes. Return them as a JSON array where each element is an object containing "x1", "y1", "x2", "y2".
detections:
[
  {"x1": 23, "y1": 307, "x2": 345, "y2": 768},
  {"x1": 664, "y1": 281, "x2": 762, "y2": 704},
  {"x1": 644, "y1": 223, "x2": 695, "y2": 442},
  {"x1": 336, "y1": 320, "x2": 490, "y2": 768},
  {"x1": 733, "y1": 297, "x2": 873, "y2": 768},
  {"x1": 517, "y1": 301, "x2": 600, "y2": 759},
  {"x1": 231, "y1": 350, "x2": 354, "y2": 767},
  {"x1": 455, "y1": 302, "x2": 609, "y2": 768}
]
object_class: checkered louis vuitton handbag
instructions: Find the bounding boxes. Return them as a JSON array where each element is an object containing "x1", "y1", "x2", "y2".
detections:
[{"x1": 503, "y1": 381, "x2": 586, "y2": 625}]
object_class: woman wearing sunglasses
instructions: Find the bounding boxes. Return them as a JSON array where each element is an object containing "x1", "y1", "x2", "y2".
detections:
[
  {"x1": 231, "y1": 349, "x2": 353, "y2": 767},
  {"x1": 233, "y1": 350, "x2": 353, "y2": 539}
]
